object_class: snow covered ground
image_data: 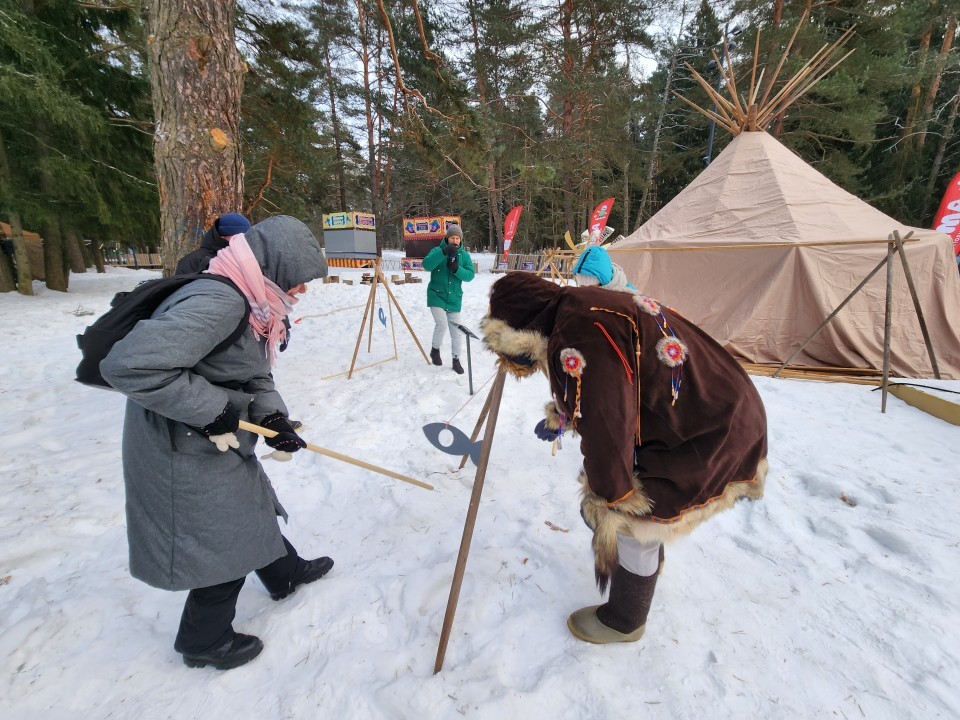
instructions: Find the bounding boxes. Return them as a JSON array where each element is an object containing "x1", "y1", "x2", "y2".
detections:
[{"x1": 1, "y1": 252, "x2": 958, "y2": 720}]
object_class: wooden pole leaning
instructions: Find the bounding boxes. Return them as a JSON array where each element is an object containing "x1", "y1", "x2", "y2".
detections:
[
  {"x1": 347, "y1": 260, "x2": 382, "y2": 379},
  {"x1": 458, "y1": 389, "x2": 494, "y2": 470},
  {"x1": 890, "y1": 230, "x2": 941, "y2": 379},
  {"x1": 378, "y1": 267, "x2": 430, "y2": 364},
  {"x1": 773, "y1": 245, "x2": 898, "y2": 378},
  {"x1": 434, "y1": 368, "x2": 508, "y2": 674},
  {"x1": 238, "y1": 420, "x2": 434, "y2": 491}
]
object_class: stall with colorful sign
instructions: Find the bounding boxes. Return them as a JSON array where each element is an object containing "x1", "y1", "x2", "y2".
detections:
[{"x1": 322, "y1": 211, "x2": 377, "y2": 267}]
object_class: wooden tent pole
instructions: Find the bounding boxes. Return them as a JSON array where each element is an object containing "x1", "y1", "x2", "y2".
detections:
[
  {"x1": 238, "y1": 420, "x2": 433, "y2": 491},
  {"x1": 891, "y1": 230, "x2": 941, "y2": 379},
  {"x1": 434, "y1": 369, "x2": 507, "y2": 674},
  {"x1": 881, "y1": 239, "x2": 895, "y2": 412},
  {"x1": 773, "y1": 248, "x2": 895, "y2": 377}
]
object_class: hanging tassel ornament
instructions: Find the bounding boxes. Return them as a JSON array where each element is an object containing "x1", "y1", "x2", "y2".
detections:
[
  {"x1": 634, "y1": 294, "x2": 688, "y2": 406},
  {"x1": 559, "y1": 348, "x2": 587, "y2": 421}
]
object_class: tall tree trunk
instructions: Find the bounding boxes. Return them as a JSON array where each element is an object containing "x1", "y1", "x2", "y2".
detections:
[
  {"x1": 147, "y1": 0, "x2": 244, "y2": 277},
  {"x1": 357, "y1": 0, "x2": 381, "y2": 253},
  {"x1": 918, "y1": 14, "x2": 957, "y2": 149},
  {"x1": 41, "y1": 216, "x2": 68, "y2": 291},
  {"x1": 903, "y1": 13, "x2": 934, "y2": 151},
  {"x1": 92, "y1": 239, "x2": 106, "y2": 273},
  {"x1": 923, "y1": 75, "x2": 960, "y2": 218},
  {"x1": 323, "y1": 42, "x2": 348, "y2": 212},
  {"x1": 467, "y1": 0, "x2": 504, "y2": 254},
  {"x1": 66, "y1": 229, "x2": 87, "y2": 273},
  {"x1": 637, "y1": 7, "x2": 688, "y2": 230}
]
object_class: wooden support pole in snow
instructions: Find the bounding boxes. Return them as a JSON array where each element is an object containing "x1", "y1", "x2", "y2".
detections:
[
  {"x1": 881, "y1": 238, "x2": 895, "y2": 413},
  {"x1": 434, "y1": 368, "x2": 507, "y2": 674},
  {"x1": 890, "y1": 230, "x2": 940, "y2": 379}
]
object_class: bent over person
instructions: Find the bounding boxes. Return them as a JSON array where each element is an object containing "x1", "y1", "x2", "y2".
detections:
[
  {"x1": 481, "y1": 272, "x2": 767, "y2": 644},
  {"x1": 101, "y1": 216, "x2": 333, "y2": 670}
]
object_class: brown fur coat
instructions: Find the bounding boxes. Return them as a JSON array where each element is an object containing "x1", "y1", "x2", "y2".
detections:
[{"x1": 482, "y1": 272, "x2": 767, "y2": 588}]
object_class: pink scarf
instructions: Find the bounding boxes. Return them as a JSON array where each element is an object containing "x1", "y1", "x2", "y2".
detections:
[{"x1": 207, "y1": 233, "x2": 297, "y2": 365}]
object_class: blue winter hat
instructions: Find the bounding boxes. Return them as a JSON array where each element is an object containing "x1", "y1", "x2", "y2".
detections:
[
  {"x1": 216, "y1": 212, "x2": 251, "y2": 237},
  {"x1": 572, "y1": 246, "x2": 614, "y2": 285}
]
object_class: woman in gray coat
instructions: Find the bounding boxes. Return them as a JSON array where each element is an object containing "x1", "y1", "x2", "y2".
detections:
[{"x1": 101, "y1": 216, "x2": 332, "y2": 670}]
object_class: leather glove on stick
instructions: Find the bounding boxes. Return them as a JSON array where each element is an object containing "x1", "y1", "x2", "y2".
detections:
[
  {"x1": 198, "y1": 404, "x2": 240, "y2": 453},
  {"x1": 260, "y1": 412, "x2": 307, "y2": 462}
]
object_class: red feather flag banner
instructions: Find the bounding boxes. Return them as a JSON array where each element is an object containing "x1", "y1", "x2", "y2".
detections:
[
  {"x1": 502, "y1": 205, "x2": 523, "y2": 261},
  {"x1": 932, "y1": 170, "x2": 960, "y2": 256},
  {"x1": 588, "y1": 197, "x2": 615, "y2": 243}
]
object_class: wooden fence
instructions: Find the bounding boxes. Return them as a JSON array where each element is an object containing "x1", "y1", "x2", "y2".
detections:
[
  {"x1": 492, "y1": 249, "x2": 579, "y2": 278},
  {"x1": 107, "y1": 253, "x2": 163, "y2": 269}
]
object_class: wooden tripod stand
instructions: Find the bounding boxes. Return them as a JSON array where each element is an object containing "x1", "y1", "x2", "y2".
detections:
[
  {"x1": 323, "y1": 259, "x2": 430, "y2": 379},
  {"x1": 434, "y1": 368, "x2": 508, "y2": 673},
  {"x1": 772, "y1": 230, "x2": 942, "y2": 412}
]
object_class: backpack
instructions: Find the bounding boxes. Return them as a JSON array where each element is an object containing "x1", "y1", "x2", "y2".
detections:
[{"x1": 76, "y1": 273, "x2": 251, "y2": 389}]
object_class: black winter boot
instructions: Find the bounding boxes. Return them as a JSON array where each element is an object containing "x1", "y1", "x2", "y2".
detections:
[
  {"x1": 452, "y1": 357, "x2": 464, "y2": 374},
  {"x1": 430, "y1": 347, "x2": 442, "y2": 366},
  {"x1": 269, "y1": 556, "x2": 334, "y2": 601},
  {"x1": 182, "y1": 632, "x2": 264, "y2": 670},
  {"x1": 567, "y1": 564, "x2": 659, "y2": 644}
]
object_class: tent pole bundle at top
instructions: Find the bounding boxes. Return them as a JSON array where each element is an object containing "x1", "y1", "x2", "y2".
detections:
[
  {"x1": 675, "y1": 10, "x2": 856, "y2": 136},
  {"x1": 608, "y1": 14, "x2": 960, "y2": 381}
]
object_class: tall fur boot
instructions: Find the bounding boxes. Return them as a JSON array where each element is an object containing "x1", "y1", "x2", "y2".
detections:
[{"x1": 567, "y1": 564, "x2": 659, "y2": 644}]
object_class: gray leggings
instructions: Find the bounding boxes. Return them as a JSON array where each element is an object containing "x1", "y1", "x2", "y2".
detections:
[{"x1": 430, "y1": 306, "x2": 463, "y2": 357}]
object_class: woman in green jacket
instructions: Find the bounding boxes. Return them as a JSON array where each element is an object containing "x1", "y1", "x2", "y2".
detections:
[{"x1": 422, "y1": 224, "x2": 475, "y2": 373}]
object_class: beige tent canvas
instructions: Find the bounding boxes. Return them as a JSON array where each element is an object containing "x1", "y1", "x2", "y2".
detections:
[{"x1": 609, "y1": 130, "x2": 960, "y2": 378}]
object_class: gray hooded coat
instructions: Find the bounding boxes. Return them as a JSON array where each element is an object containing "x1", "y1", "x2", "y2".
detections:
[{"x1": 100, "y1": 216, "x2": 327, "y2": 591}]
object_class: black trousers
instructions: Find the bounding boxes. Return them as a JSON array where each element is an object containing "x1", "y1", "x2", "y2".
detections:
[{"x1": 174, "y1": 535, "x2": 299, "y2": 654}]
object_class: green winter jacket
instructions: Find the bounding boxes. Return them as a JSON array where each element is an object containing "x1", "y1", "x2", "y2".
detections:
[{"x1": 422, "y1": 240, "x2": 475, "y2": 312}]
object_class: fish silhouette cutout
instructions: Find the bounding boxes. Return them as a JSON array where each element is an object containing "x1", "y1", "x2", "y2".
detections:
[{"x1": 422, "y1": 422, "x2": 482, "y2": 467}]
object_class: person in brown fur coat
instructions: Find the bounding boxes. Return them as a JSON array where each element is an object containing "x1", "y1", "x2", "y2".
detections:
[{"x1": 481, "y1": 271, "x2": 768, "y2": 644}]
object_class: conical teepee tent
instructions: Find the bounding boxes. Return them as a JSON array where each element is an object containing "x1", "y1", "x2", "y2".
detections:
[
  {"x1": 609, "y1": 133, "x2": 960, "y2": 378},
  {"x1": 609, "y1": 18, "x2": 960, "y2": 379}
]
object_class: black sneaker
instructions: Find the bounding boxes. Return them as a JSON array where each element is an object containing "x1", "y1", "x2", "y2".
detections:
[
  {"x1": 430, "y1": 347, "x2": 442, "y2": 366},
  {"x1": 270, "y1": 556, "x2": 334, "y2": 601},
  {"x1": 289, "y1": 419, "x2": 303, "y2": 432},
  {"x1": 452, "y1": 357, "x2": 464, "y2": 374},
  {"x1": 182, "y1": 633, "x2": 263, "y2": 670}
]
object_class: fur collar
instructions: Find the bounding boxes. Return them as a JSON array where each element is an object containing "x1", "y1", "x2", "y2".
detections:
[{"x1": 480, "y1": 316, "x2": 549, "y2": 378}]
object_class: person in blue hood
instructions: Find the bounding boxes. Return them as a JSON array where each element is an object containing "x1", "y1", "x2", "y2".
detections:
[{"x1": 572, "y1": 245, "x2": 636, "y2": 292}]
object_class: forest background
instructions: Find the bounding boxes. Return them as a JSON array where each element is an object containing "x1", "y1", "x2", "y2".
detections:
[{"x1": 1, "y1": 0, "x2": 958, "y2": 291}]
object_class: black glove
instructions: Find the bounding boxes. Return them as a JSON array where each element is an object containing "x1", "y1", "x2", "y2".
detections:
[
  {"x1": 261, "y1": 412, "x2": 307, "y2": 453},
  {"x1": 442, "y1": 243, "x2": 457, "y2": 256},
  {"x1": 198, "y1": 403, "x2": 240, "y2": 436},
  {"x1": 534, "y1": 418, "x2": 560, "y2": 442},
  {"x1": 446, "y1": 253, "x2": 459, "y2": 274}
]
